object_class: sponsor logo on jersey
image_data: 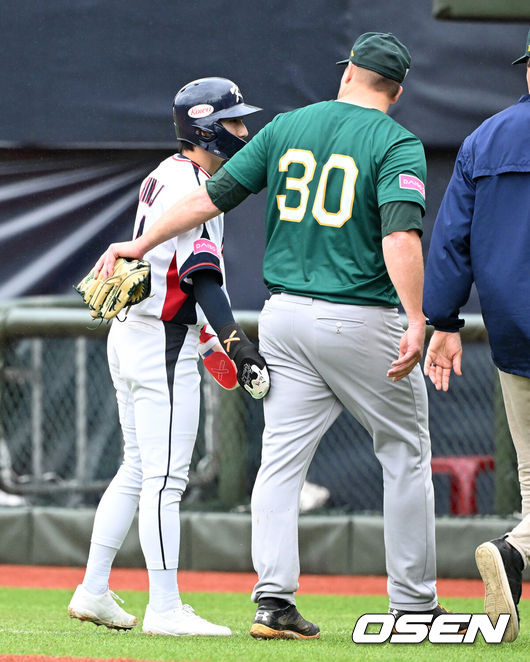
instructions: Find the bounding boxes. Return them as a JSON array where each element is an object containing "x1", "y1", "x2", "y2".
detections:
[
  {"x1": 188, "y1": 104, "x2": 214, "y2": 118},
  {"x1": 399, "y1": 174, "x2": 425, "y2": 198},
  {"x1": 193, "y1": 239, "x2": 220, "y2": 259}
]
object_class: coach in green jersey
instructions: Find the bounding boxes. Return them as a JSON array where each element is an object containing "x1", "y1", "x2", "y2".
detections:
[
  {"x1": 224, "y1": 84, "x2": 426, "y2": 308},
  {"x1": 95, "y1": 32, "x2": 465, "y2": 639}
]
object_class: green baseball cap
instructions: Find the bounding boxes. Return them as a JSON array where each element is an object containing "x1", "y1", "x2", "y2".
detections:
[
  {"x1": 336, "y1": 32, "x2": 411, "y2": 83},
  {"x1": 512, "y1": 28, "x2": 530, "y2": 65}
]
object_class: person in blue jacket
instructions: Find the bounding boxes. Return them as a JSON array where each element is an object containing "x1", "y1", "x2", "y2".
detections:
[{"x1": 423, "y1": 29, "x2": 530, "y2": 643}]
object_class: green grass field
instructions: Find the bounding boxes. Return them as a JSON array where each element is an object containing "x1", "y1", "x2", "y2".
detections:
[{"x1": 0, "y1": 588, "x2": 528, "y2": 662}]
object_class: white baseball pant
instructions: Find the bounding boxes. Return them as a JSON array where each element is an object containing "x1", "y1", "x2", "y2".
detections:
[{"x1": 89, "y1": 316, "x2": 200, "y2": 570}]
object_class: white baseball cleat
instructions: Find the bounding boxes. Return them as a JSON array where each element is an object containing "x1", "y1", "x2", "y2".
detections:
[
  {"x1": 142, "y1": 603, "x2": 232, "y2": 636},
  {"x1": 68, "y1": 584, "x2": 137, "y2": 630}
]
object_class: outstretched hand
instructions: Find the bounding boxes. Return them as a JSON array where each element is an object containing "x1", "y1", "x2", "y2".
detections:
[
  {"x1": 424, "y1": 330, "x2": 463, "y2": 391},
  {"x1": 387, "y1": 322, "x2": 425, "y2": 382},
  {"x1": 94, "y1": 241, "x2": 145, "y2": 281}
]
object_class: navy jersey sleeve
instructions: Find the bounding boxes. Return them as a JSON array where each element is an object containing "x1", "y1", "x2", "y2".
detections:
[{"x1": 177, "y1": 231, "x2": 224, "y2": 294}]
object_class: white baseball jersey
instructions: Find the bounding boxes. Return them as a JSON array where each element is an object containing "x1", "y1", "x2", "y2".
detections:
[{"x1": 128, "y1": 153, "x2": 227, "y2": 325}]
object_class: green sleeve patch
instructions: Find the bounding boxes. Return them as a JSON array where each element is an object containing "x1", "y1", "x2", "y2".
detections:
[{"x1": 206, "y1": 167, "x2": 251, "y2": 213}]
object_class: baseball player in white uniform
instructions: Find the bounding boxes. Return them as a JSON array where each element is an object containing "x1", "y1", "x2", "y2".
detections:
[{"x1": 68, "y1": 78, "x2": 268, "y2": 636}]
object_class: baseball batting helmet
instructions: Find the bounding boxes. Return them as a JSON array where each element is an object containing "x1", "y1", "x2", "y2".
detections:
[{"x1": 173, "y1": 77, "x2": 261, "y2": 160}]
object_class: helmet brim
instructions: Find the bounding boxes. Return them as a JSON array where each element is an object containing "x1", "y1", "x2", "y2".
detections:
[{"x1": 209, "y1": 103, "x2": 262, "y2": 120}]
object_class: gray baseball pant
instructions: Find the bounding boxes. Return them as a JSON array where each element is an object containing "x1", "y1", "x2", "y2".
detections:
[{"x1": 251, "y1": 293, "x2": 437, "y2": 611}]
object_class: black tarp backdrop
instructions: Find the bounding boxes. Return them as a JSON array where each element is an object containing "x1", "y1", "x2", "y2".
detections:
[{"x1": 0, "y1": 1, "x2": 528, "y2": 307}]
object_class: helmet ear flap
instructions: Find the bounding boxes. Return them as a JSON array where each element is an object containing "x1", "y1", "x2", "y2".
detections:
[
  {"x1": 193, "y1": 125, "x2": 216, "y2": 142},
  {"x1": 205, "y1": 120, "x2": 248, "y2": 159}
]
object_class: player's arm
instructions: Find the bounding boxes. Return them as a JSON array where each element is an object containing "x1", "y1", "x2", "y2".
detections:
[
  {"x1": 423, "y1": 143, "x2": 475, "y2": 390},
  {"x1": 94, "y1": 185, "x2": 221, "y2": 279},
  {"x1": 381, "y1": 201, "x2": 426, "y2": 381},
  {"x1": 423, "y1": 142, "x2": 475, "y2": 331},
  {"x1": 95, "y1": 167, "x2": 254, "y2": 280},
  {"x1": 94, "y1": 123, "x2": 268, "y2": 280},
  {"x1": 189, "y1": 260, "x2": 270, "y2": 400}
]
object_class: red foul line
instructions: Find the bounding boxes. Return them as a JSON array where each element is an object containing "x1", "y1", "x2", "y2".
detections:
[
  {"x1": 0, "y1": 657, "x2": 193, "y2": 662},
  {"x1": 0, "y1": 654, "x2": 197, "y2": 662}
]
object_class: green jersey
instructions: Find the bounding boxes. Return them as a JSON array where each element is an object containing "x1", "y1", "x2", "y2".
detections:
[{"x1": 224, "y1": 100, "x2": 426, "y2": 306}]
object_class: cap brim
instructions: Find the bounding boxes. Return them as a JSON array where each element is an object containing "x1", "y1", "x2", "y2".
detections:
[
  {"x1": 512, "y1": 55, "x2": 529, "y2": 65},
  {"x1": 336, "y1": 59, "x2": 349, "y2": 65}
]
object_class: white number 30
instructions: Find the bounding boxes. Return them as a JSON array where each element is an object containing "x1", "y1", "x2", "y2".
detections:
[{"x1": 276, "y1": 148, "x2": 358, "y2": 227}]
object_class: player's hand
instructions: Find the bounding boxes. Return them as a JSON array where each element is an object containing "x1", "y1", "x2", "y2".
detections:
[
  {"x1": 218, "y1": 322, "x2": 270, "y2": 399},
  {"x1": 424, "y1": 330, "x2": 462, "y2": 391},
  {"x1": 94, "y1": 241, "x2": 145, "y2": 280},
  {"x1": 387, "y1": 321, "x2": 425, "y2": 382}
]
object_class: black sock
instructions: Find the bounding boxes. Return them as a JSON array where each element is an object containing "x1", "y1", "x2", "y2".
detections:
[{"x1": 258, "y1": 597, "x2": 291, "y2": 610}]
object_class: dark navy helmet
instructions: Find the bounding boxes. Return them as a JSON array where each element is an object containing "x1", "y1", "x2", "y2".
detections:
[{"x1": 173, "y1": 77, "x2": 262, "y2": 160}]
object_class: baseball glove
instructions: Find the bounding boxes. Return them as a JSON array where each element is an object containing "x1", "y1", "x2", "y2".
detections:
[{"x1": 74, "y1": 258, "x2": 151, "y2": 320}]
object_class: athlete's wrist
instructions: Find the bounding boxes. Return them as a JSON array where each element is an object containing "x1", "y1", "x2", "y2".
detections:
[
  {"x1": 218, "y1": 322, "x2": 252, "y2": 362},
  {"x1": 134, "y1": 235, "x2": 150, "y2": 259},
  {"x1": 406, "y1": 314, "x2": 427, "y2": 328}
]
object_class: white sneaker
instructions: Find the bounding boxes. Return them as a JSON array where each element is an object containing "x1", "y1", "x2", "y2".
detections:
[
  {"x1": 142, "y1": 603, "x2": 232, "y2": 636},
  {"x1": 68, "y1": 584, "x2": 137, "y2": 630}
]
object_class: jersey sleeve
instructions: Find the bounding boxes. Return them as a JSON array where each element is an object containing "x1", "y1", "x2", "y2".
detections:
[
  {"x1": 174, "y1": 227, "x2": 224, "y2": 293},
  {"x1": 206, "y1": 167, "x2": 251, "y2": 212},
  {"x1": 147, "y1": 161, "x2": 225, "y2": 292},
  {"x1": 423, "y1": 140, "x2": 475, "y2": 330},
  {"x1": 377, "y1": 135, "x2": 427, "y2": 213},
  {"x1": 380, "y1": 200, "x2": 423, "y2": 237},
  {"x1": 223, "y1": 121, "x2": 271, "y2": 193}
]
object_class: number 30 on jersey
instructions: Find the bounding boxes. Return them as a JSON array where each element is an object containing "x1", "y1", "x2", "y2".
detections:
[{"x1": 276, "y1": 148, "x2": 358, "y2": 228}]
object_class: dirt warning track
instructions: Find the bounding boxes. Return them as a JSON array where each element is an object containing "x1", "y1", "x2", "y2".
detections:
[{"x1": 0, "y1": 564, "x2": 515, "y2": 598}]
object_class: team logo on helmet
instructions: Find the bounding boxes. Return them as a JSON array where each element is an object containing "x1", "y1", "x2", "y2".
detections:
[
  {"x1": 230, "y1": 84, "x2": 242, "y2": 103},
  {"x1": 188, "y1": 104, "x2": 214, "y2": 118}
]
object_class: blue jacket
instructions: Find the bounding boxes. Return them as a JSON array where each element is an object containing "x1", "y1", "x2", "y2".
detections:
[{"x1": 423, "y1": 95, "x2": 530, "y2": 377}]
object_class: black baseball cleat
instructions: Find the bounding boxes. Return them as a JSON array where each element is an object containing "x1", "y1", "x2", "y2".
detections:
[
  {"x1": 389, "y1": 603, "x2": 468, "y2": 635},
  {"x1": 475, "y1": 536, "x2": 524, "y2": 642},
  {"x1": 250, "y1": 598, "x2": 320, "y2": 640}
]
